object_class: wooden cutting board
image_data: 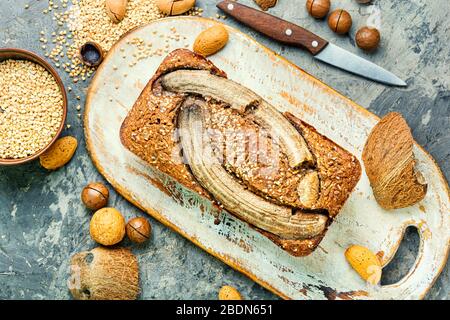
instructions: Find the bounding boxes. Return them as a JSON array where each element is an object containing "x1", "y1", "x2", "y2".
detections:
[{"x1": 85, "y1": 17, "x2": 449, "y2": 300}]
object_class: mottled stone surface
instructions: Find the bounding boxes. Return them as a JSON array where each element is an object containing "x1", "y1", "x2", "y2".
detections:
[{"x1": 0, "y1": 0, "x2": 448, "y2": 300}]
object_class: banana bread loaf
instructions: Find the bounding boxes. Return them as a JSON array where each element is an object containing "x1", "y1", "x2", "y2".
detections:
[{"x1": 120, "y1": 49, "x2": 361, "y2": 256}]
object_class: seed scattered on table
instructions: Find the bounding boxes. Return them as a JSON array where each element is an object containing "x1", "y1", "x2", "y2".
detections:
[
  {"x1": 37, "y1": 0, "x2": 205, "y2": 83},
  {"x1": 0, "y1": 60, "x2": 63, "y2": 159}
]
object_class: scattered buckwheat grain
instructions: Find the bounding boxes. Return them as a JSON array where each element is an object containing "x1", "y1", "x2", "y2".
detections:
[{"x1": 0, "y1": 60, "x2": 64, "y2": 159}]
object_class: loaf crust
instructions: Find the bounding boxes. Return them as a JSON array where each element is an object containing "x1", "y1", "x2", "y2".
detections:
[{"x1": 120, "y1": 49, "x2": 361, "y2": 256}]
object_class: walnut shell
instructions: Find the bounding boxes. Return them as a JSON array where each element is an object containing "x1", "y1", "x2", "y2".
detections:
[
  {"x1": 68, "y1": 247, "x2": 139, "y2": 300},
  {"x1": 254, "y1": 0, "x2": 278, "y2": 11},
  {"x1": 90, "y1": 208, "x2": 126, "y2": 246},
  {"x1": 193, "y1": 25, "x2": 229, "y2": 57},
  {"x1": 156, "y1": 0, "x2": 195, "y2": 15},
  {"x1": 362, "y1": 112, "x2": 427, "y2": 209}
]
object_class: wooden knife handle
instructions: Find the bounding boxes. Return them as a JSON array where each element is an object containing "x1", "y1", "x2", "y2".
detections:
[{"x1": 217, "y1": 1, "x2": 328, "y2": 55}]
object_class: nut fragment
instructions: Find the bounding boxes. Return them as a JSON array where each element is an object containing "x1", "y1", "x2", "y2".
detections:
[
  {"x1": 68, "y1": 247, "x2": 139, "y2": 300},
  {"x1": 156, "y1": 0, "x2": 195, "y2": 15},
  {"x1": 39, "y1": 136, "x2": 77, "y2": 170},
  {"x1": 297, "y1": 171, "x2": 320, "y2": 208},
  {"x1": 328, "y1": 9, "x2": 352, "y2": 34},
  {"x1": 362, "y1": 112, "x2": 427, "y2": 209},
  {"x1": 90, "y1": 207, "x2": 126, "y2": 246},
  {"x1": 306, "y1": 0, "x2": 330, "y2": 19},
  {"x1": 126, "y1": 217, "x2": 151, "y2": 243},
  {"x1": 105, "y1": 0, "x2": 128, "y2": 23},
  {"x1": 218, "y1": 286, "x2": 242, "y2": 300},
  {"x1": 345, "y1": 245, "x2": 382, "y2": 285},
  {"x1": 82, "y1": 182, "x2": 110, "y2": 210},
  {"x1": 254, "y1": 0, "x2": 277, "y2": 11},
  {"x1": 193, "y1": 25, "x2": 229, "y2": 57}
]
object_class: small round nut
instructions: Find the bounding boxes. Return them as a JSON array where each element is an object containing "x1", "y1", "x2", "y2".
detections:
[
  {"x1": 218, "y1": 286, "x2": 242, "y2": 300},
  {"x1": 82, "y1": 182, "x2": 109, "y2": 211},
  {"x1": 328, "y1": 9, "x2": 352, "y2": 34},
  {"x1": 306, "y1": 0, "x2": 330, "y2": 19},
  {"x1": 126, "y1": 217, "x2": 151, "y2": 244},
  {"x1": 90, "y1": 208, "x2": 126, "y2": 246},
  {"x1": 355, "y1": 26, "x2": 380, "y2": 51}
]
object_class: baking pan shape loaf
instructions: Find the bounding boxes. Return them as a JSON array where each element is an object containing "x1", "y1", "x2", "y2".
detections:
[{"x1": 120, "y1": 49, "x2": 361, "y2": 256}]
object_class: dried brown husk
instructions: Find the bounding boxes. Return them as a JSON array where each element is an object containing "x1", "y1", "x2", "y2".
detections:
[
  {"x1": 362, "y1": 112, "x2": 427, "y2": 209},
  {"x1": 254, "y1": 0, "x2": 278, "y2": 11},
  {"x1": 68, "y1": 247, "x2": 139, "y2": 300}
]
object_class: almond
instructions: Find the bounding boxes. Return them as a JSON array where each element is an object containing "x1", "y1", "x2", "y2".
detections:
[
  {"x1": 193, "y1": 25, "x2": 229, "y2": 57},
  {"x1": 105, "y1": 0, "x2": 128, "y2": 23},
  {"x1": 39, "y1": 136, "x2": 78, "y2": 170},
  {"x1": 362, "y1": 112, "x2": 427, "y2": 209},
  {"x1": 345, "y1": 245, "x2": 382, "y2": 285},
  {"x1": 297, "y1": 171, "x2": 320, "y2": 208},
  {"x1": 156, "y1": 0, "x2": 195, "y2": 16},
  {"x1": 218, "y1": 285, "x2": 242, "y2": 300}
]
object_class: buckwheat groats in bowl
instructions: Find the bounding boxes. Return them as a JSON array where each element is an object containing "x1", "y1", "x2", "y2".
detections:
[{"x1": 0, "y1": 50, "x2": 66, "y2": 165}]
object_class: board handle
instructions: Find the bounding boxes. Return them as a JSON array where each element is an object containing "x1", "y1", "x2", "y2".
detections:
[{"x1": 376, "y1": 219, "x2": 449, "y2": 299}]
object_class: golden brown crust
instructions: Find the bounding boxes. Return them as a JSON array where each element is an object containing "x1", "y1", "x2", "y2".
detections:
[
  {"x1": 362, "y1": 112, "x2": 427, "y2": 209},
  {"x1": 120, "y1": 49, "x2": 361, "y2": 256},
  {"x1": 120, "y1": 49, "x2": 226, "y2": 200},
  {"x1": 285, "y1": 113, "x2": 362, "y2": 217}
]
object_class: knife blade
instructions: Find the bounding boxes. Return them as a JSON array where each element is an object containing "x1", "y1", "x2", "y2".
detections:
[{"x1": 217, "y1": 1, "x2": 406, "y2": 86}]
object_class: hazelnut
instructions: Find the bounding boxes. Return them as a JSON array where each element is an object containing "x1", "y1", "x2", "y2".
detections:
[
  {"x1": 126, "y1": 217, "x2": 151, "y2": 243},
  {"x1": 82, "y1": 182, "x2": 109, "y2": 210},
  {"x1": 328, "y1": 9, "x2": 352, "y2": 34},
  {"x1": 90, "y1": 208, "x2": 126, "y2": 246},
  {"x1": 306, "y1": 0, "x2": 330, "y2": 19},
  {"x1": 356, "y1": 26, "x2": 381, "y2": 51}
]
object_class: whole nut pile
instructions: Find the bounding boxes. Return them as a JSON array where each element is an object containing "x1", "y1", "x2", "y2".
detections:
[{"x1": 0, "y1": 59, "x2": 63, "y2": 159}]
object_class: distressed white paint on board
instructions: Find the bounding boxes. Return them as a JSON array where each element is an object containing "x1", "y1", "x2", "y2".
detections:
[{"x1": 85, "y1": 17, "x2": 449, "y2": 300}]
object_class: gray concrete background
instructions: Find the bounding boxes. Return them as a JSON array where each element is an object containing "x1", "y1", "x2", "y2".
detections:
[{"x1": 0, "y1": 0, "x2": 448, "y2": 300}]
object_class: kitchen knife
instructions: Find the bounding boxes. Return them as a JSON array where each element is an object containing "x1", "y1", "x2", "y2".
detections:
[{"x1": 217, "y1": 1, "x2": 406, "y2": 86}]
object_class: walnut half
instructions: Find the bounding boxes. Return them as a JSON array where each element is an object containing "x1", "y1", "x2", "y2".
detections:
[{"x1": 362, "y1": 112, "x2": 427, "y2": 209}]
